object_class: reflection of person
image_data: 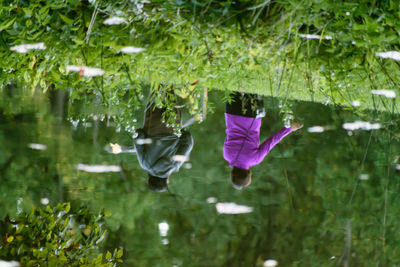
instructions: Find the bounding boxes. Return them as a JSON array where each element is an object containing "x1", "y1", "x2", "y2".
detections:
[
  {"x1": 134, "y1": 92, "x2": 194, "y2": 192},
  {"x1": 223, "y1": 93, "x2": 302, "y2": 189}
]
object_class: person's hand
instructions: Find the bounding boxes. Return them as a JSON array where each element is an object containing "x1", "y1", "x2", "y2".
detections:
[{"x1": 291, "y1": 122, "x2": 303, "y2": 131}]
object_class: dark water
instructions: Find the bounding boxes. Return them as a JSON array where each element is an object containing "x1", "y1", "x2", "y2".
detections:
[{"x1": 1, "y1": 84, "x2": 399, "y2": 266}]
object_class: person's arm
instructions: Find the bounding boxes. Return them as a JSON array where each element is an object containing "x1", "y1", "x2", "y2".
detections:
[
  {"x1": 257, "y1": 127, "x2": 293, "y2": 162},
  {"x1": 257, "y1": 123, "x2": 303, "y2": 163}
]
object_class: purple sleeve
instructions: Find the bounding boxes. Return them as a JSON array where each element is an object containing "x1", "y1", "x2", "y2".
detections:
[{"x1": 257, "y1": 127, "x2": 293, "y2": 163}]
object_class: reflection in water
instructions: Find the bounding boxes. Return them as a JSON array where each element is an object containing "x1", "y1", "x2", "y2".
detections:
[
  {"x1": 28, "y1": 143, "x2": 47, "y2": 150},
  {"x1": 223, "y1": 93, "x2": 302, "y2": 189},
  {"x1": 10, "y1": 42, "x2": 46, "y2": 53},
  {"x1": 134, "y1": 89, "x2": 194, "y2": 192},
  {"x1": 342, "y1": 121, "x2": 381, "y2": 131},
  {"x1": 371, "y1": 89, "x2": 396, "y2": 98},
  {"x1": 65, "y1": 65, "x2": 105, "y2": 77},
  {"x1": 263, "y1": 259, "x2": 278, "y2": 267},
  {"x1": 215, "y1": 202, "x2": 253, "y2": 214},
  {"x1": 76, "y1": 163, "x2": 122, "y2": 173},
  {"x1": 3, "y1": 0, "x2": 400, "y2": 264}
]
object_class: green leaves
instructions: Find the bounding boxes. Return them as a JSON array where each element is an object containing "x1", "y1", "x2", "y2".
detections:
[
  {"x1": 0, "y1": 204, "x2": 123, "y2": 266},
  {"x1": 0, "y1": 17, "x2": 16, "y2": 32}
]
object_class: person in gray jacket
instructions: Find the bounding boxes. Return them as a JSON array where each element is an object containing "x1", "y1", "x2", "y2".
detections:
[{"x1": 134, "y1": 90, "x2": 194, "y2": 192}]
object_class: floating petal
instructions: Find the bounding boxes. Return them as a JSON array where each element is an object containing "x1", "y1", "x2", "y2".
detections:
[
  {"x1": 158, "y1": 221, "x2": 169, "y2": 237},
  {"x1": 299, "y1": 34, "x2": 332, "y2": 40},
  {"x1": 376, "y1": 51, "x2": 400, "y2": 61},
  {"x1": 135, "y1": 138, "x2": 152, "y2": 145},
  {"x1": 207, "y1": 197, "x2": 217, "y2": 204},
  {"x1": 216, "y1": 202, "x2": 253, "y2": 214},
  {"x1": 171, "y1": 155, "x2": 189, "y2": 162},
  {"x1": 342, "y1": 121, "x2": 381, "y2": 131},
  {"x1": 40, "y1": 198, "x2": 49, "y2": 205},
  {"x1": 66, "y1": 65, "x2": 104, "y2": 77},
  {"x1": 121, "y1": 47, "x2": 146, "y2": 53},
  {"x1": 28, "y1": 143, "x2": 47, "y2": 150},
  {"x1": 371, "y1": 90, "x2": 396, "y2": 98},
  {"x1": 76, "y1": 164, "x2": 121, "y2": 173},
  {"x1": 103, "y1": 17, "x2": 127, "y2": 25},
  {"x1": 109, "y1": 143, "x2": 122, "y2": 154},
  {"x1": 264, "y1": 259, "x2": 278, "y2": 267},
  {"x1": 10, "y1": 42, "x2": 46, "y2": 53},
  {"x1": 307, "y1": 126, "x2": 324, "y2": 133}
]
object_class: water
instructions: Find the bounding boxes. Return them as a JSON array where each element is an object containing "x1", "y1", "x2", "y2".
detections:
[
  {"x1": 2, "y1": 1, "x2": 400, "y2": 266},
  {"x1": 1, "y1": 88, "x2": 399, "y2": 265}
]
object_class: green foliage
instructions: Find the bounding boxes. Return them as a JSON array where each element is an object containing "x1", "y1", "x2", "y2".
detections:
[{"x1": 0, "y1": 203, "x2": 123, "y2": 266}]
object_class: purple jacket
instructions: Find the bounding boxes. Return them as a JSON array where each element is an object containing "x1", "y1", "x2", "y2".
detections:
[{"x1": 223, "y1": 113, "x2": 293, "y2": 169}]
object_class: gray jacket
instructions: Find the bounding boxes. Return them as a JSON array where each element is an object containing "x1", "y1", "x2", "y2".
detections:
[{"x1": 134, "y1": 129, "x2": 194, "y2": 178}]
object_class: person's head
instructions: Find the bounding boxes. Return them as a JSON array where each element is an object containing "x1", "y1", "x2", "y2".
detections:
[
  {"x1": 231, "y1": 167, "x2": 251, "y2": 190},
  {"x1": 147, "y1": 174, "x2": 169, "y2": 192}
]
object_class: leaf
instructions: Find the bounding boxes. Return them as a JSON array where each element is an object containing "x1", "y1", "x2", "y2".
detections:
[
  {"x1": 0, "y1": 17, "x2": 16, "y2": 32},
  {"x1": 105, "y1": 251, "x2": 112, "y2": 260},
  {"x1": 7, "y1": 236, "x2": 14, "y2": 243},
  {"x1": 116, "y1": 249, "x2": 123, "y2": 258},
  {"x1": 64, "y1": 202, "x2": 71, "y2": 213},
  {"x1": 29, "y1": 56, "x2": 37, "y2": 70},
  {"x1": 58, "y1": 12, "x2": 74, "y2": 24}
]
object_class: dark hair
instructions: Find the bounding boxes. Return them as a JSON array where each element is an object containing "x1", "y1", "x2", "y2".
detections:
[
  {"x1": 231, "y1": 167, "x2": 251, "y2": 190},
  {"x1": 148, "y1": 174, "x2": 169, "y2": 192}
]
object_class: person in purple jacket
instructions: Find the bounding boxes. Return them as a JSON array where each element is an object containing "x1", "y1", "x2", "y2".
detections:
[{"x1": 224, "y1": 93, "x2": 303, "y2": 189}]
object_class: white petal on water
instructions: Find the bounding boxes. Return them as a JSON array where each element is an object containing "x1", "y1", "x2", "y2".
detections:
[
  {"x1": 346, "y1": 11, "x2": 350, "y2": 16},
  {"x1": 216, "y1": 202, "x2": 253, "y2": 214},
  {"x1": 103, "y1": 17, "x2": 127, "y2": 25},
  {"x1": 263, "y1": 259, "x2": 278, "y2": 267},
  {"x1": 40, "y1": 198, "x2": 49, "y2": 205},
  {"x1": 359, "y1": 174, "x2": 369, "y2": 180},
  {"x1": 371, "y1": 90, "x2": 396, "y2": 98},
  {"x1": 109, "y1": 143, "x2": 122, "y2": 154},
  {"x1": 135, "y1": 138, "x2": 152, "y2": 145},
  {"x1": 307, "y1": 126, "x2": 324, "y2": 133},
  {"x1": 299, "y1": 34, "x2": 332, "y2": 40},
  {"x1": 207, "y1": 197, "x2": 217, "y2": 204},
  {"x1": 66, "y1": 65, "x2": 104, "y2": 77},
  {"x1": 171, "y1": 155, "x2": 189, "y2": 162},
  {"x1": 158, "y1": 221, "x2": 169, "y2": 237},
  {"x1": 342, "y1": 121, "x2": 381, "y2": 131},
  {"x1": 161, "y1": 238, "x2": 169, "y2": 245},
  {"x1": 121, "y1": 47, "x2": 146, "y2": 53},
  {"x1": 183, "y1": 163, "x2": 192, "y2": 169},
  {"x1": 0, "y1": 260, "x2": 20, "y2": 267},
  {"x1": 351, "y1": 100, "x2": 360, "y2": 107},
  {"x1": 376, "y1": 51, "x2": 400, "y2": 61},
  {"x1": 10, "y1": 42, "x2": 46, "y2": 53},
  {"x1": 28, "y1": 143, "x2": 47, "y2": 150},
  {"x1": 76, "y1": 164, "x2": 121, "y2": 173}
]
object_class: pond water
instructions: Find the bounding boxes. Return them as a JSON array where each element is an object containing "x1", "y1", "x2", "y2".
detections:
[
  {"x1": 1, "y1": 85, "x2": 399, "y2": 266},
  {"x1": 2, "y1": 1, "x2": 400, "y2": 266}
]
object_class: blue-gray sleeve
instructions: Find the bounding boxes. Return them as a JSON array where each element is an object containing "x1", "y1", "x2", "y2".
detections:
[
  {"x1": 133, "y1": 129, "x2": 146, "y2": 168},
  {"x1": 177, "y1": 130, "x2": 194, "y2": 157}
]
